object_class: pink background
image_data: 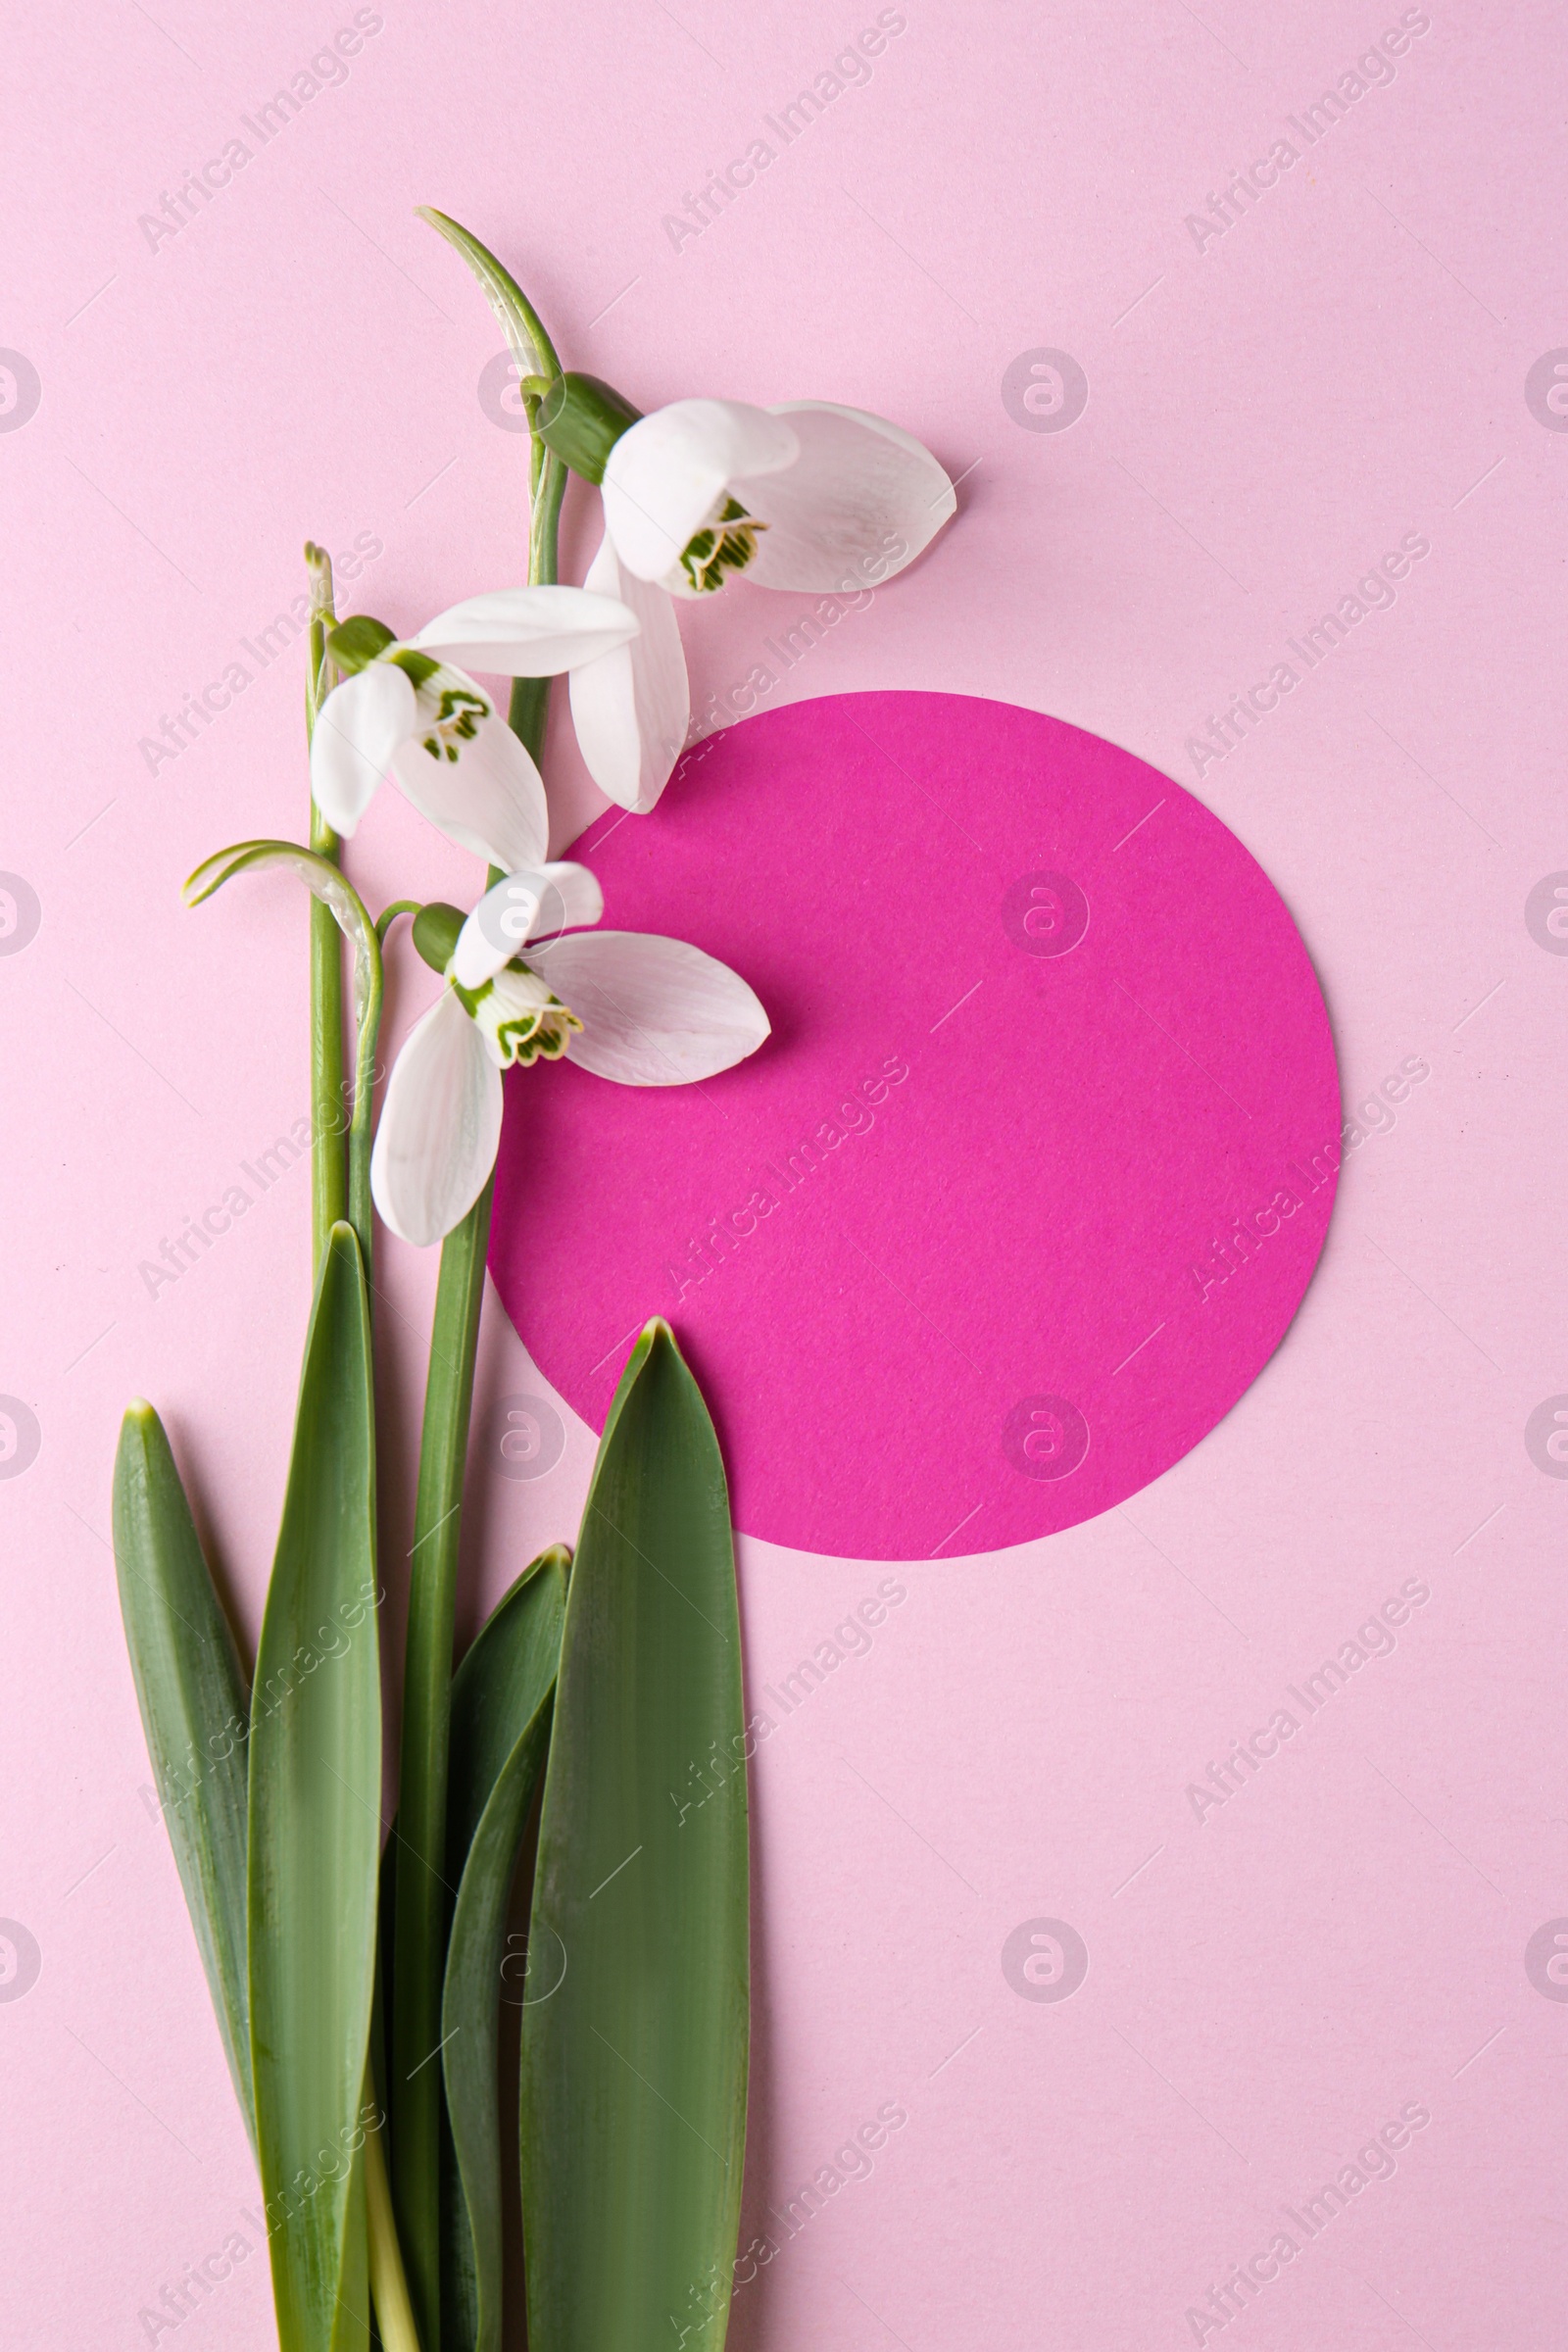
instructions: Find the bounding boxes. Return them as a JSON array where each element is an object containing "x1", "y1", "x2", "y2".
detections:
[{"x1": 2, "y1": 4, "x2": 1565, "y2": 2346}]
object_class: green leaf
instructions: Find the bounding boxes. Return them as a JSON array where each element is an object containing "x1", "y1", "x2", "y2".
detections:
[
  {"x1": 521, "y1": 1321, "x2": 749, "y2": 2352},
  {"x1": 413, "y1": 206, "x2": 567, "y2": 734},
  {"x1": 415, "y1": 207, "x2": 561, "y2": 382},
  {"x1": 112, "y1": 1402, "x2": 253, "y2": 2132},
  {"x1": 249, "y1": 1223, "x2": 381, "y2": 2352},
  {"x1": 390, "y1": 1179, "x2": 492, "y2": 2352},
  {"x1": 415, "y1": 206, "x2": 567, "y2": 577},
  {"x1": 440, "y1": 1547, "x2": 568, "y2": 2352}
]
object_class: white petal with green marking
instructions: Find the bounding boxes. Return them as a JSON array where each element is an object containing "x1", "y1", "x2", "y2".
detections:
[
  {"x1": 601, "y1": 399, "x2": 798, "y2": 586},
  {"x1": 387, "y1": 664, "x2": 550, "y2": 874},
  {"x1": 525, "y1": 929, "x2": 770, "y2": 1086}
]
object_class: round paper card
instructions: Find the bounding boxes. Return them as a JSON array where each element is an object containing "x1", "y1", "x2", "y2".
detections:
[{"x1": 490, "y1": 692, "x2": 1340, "y2": 1560}]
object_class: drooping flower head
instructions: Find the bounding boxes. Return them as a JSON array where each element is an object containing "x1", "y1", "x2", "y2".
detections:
[
  {"x1": 309, "y1": 585, "x2": 639, "y2": 868},
  {"x1": 371, "y1": 863, "x2": 769, "y2": 1248},
  {"x1": 525, "y1": 372, "x2": 956, "y2": 818}
]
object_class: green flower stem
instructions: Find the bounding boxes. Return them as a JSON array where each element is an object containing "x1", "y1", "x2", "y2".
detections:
[
  {"x1": 528, "y1": 443, "x2": 568, "y2": 585},
  {"x1": 346, "y1": 938, "x2": 383, "y2": 1280},
  {"x1": 390, "y1": 332, "x2": 564, "y2": 2344},
  {"x1": 306, "y1": 544, "x2": 348, "y2": 1267},
  {"x1": 309, "y1": 814, "x2": 347, "y2": 1262},
  {"x1": 360, "y1": 901, "x2": 423, "y2": 1261},
  {"x1": 366, "y1": 2112, "x2": 423, "y2": 2352},
  {"x1": 509, "y1": 448, "x2": 568, "y2": 752},
  {"x1": 375, "y1": 901, "x2": 421, "y2": 948}
]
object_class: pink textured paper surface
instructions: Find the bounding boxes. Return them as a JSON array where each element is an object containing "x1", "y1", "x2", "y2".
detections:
[
  {"x1": 4, "y1": 6, "x2": 1567, "y2": 2349},
  {"x1": 492, "y1": 691, "x2": 1340, "y2": 1557}
]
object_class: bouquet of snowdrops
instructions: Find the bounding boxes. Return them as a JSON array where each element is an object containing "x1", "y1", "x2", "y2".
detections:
[{"x1": 112, "y1": 210, "x2": 954, "y2": 2352}]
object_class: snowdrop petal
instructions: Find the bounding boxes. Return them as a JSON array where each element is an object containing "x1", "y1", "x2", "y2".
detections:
[
  {"x1": 567, "y1": 533, "x2": 691, "y2": 812},
  {"x1": 601, "y1": 399, "x2": 799, "y2": 583},
  {"x1": 370, "y1": 988, "x2": 503, "y2": 1247},
  {"x1": 453, "y1": 862, "x2": 605, "y2": 989},
  {"x1": 525, "y1": 930, "x2": 769, "y2": 1086},
  {"x1": 735, "y1": 401, "x2": 956, "y2": 594},
  {"x1": 410, "y1": 585, "x2": 639, "y2": 676},
  {"x1": 309, "y1": 661, "x2": 417, "y2": 837},
  {"x1": 388, "y1": 665, "x2": 550, "y2": 872}
]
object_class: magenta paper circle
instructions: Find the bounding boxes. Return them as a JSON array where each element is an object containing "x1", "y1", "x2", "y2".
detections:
[{"x1": 490, "y1": 692, "x2": 1340, "y2": 1560}]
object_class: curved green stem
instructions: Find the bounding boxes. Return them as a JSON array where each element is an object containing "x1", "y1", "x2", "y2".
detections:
[
  {"x1": 414, "y1": 208, "x2": 561, "y2": 383},
  {"x1": 376, "y1": 900, "x2": 421, "y2": 947},
  {"x1": 390, "y1": 241, "x2": 565, "y2": 2352},
  {"x1": 416, "y1": 208, "x2": 563, "y2": 524},
  {"x1": 187, "y1": 836, "x2": 381, "y2": 1278}
]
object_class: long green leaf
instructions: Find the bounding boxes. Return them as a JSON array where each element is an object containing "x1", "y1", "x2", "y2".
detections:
[
  {"x1": 249, "y1": 1222, "x2": 381, "y2": 2352},
  {"x1": 441, "y1": 1546, "x2": 568, "y2": 2352},
  {"x1": 112, "y1": 1401, "x2": 253, "y2": 2131},
  {"x1": 521, "y1": 1321, "x2": 749, "y2": 2352},
  {"x1": 391, "y1": 1176, "x2": 491, "y2": 2352}
]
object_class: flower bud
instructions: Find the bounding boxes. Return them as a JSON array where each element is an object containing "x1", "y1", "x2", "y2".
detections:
[{"x1": 412, "y1": 902, "x2": 465, "y2": 972}]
